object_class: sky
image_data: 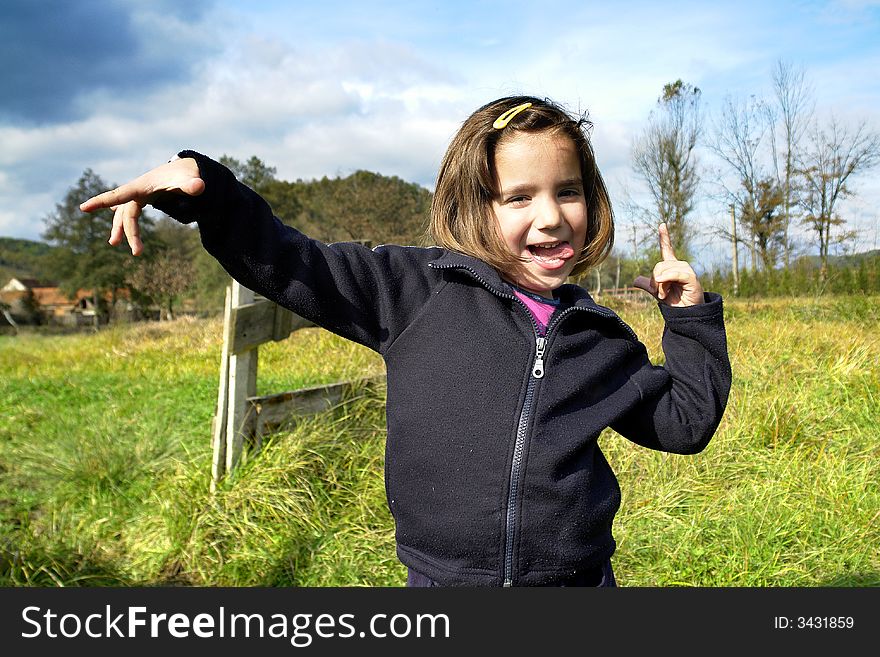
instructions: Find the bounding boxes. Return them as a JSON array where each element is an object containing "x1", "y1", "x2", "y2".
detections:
[{"x1": 1, "y1": 0, "x2": 879, "y2": 271}]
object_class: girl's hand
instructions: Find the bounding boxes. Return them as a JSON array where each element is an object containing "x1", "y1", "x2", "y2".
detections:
[
  {"x1": 79, "y1": 157, "x2": 204, "y2": 256},
  {"x1": 632, "y1": 223, "x2": 704, "y2": 307}
]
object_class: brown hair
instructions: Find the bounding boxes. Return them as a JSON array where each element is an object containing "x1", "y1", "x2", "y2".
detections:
[{"x1": 429, "y1": 95, "x2": 614, "y2": 279}]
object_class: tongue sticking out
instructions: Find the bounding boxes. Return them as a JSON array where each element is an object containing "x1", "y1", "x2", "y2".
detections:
[{"x1": 529, "y1": 242, "x2": 573, "y2": 260}]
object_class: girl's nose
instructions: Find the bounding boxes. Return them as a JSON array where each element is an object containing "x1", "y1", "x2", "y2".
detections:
[{"x1": 534, "y1": 199, "x2": 564, "y2": 230}]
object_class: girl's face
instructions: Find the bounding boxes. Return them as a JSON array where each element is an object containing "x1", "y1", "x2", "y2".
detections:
[{"x1": 491, "y1": 131, "x2": 587, "y2": 298}]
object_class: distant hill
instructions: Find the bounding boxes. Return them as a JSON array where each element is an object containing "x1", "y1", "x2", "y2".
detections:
[
  {"x1": 794, "y1": 249, "x2": 880, "y2": 270},
  {"x1": 0, "y1": 237, "x2": 56, "y2": 284}
]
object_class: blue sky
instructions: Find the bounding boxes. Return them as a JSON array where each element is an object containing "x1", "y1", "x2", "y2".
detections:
[{"x1": 1, "y1": 0, "x2": 878, "y2": 270}]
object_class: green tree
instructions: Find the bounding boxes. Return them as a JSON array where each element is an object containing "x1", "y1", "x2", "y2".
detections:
[
  {"x1": 0, "y1": 237, "x2": 54, "y2": 282},
  {"x1": 315, "y1": 170, "x2": 432, "y2": 244},
  {"x1": 214, "y1": 155, "x2": 431, "y2": 245},
  {"x1": 218, "y1": 155, "x2": 277, "y2": 194},
  {"x1": 42, "y1": 170, "x2": 153, "y2": 322},
  {"x1": 15, "y1": 288, "x2": 45, "y2": 325},
  {"x1": 265, "y1": 170, "x2": 431, "y2": 246},
  {"x1": 262, "y1": 177, "x2": 304, "y2": 227}
]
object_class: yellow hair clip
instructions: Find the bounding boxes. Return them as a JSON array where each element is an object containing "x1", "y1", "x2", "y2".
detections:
[{"x1": 493, "y1": 102, "x2": 532, "y2": 129}]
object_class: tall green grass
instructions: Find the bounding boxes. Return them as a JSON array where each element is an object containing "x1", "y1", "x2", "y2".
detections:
[{"x1": 1, "y1": 296, "x2": 877, "y2": 586}]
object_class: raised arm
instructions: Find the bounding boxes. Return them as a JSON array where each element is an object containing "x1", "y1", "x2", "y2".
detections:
[
  {"x1": 611, "y1": 224, "x2": 731, "y2": 454},
  {"x1": 610, "y1": 294, "x2": 731, "y2": 454}
]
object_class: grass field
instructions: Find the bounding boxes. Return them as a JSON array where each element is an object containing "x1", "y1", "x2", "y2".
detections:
[{"x1": 1, "y1": 294, "x2": 878, "y2": 586}]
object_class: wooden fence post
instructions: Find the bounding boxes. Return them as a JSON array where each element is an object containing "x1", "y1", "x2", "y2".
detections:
[
  {"x1": 211, "y1": 240, "x2": 376, "y2": 489},
  {"x1": 225, "y1": 281, "x2": 257, "y2": 475},
  {"x1": 210, "y1": 285, "x2": 231, "y2": 492},
  {"x1": 211, "y1": 280, "x2": 258, "y2": 489}
]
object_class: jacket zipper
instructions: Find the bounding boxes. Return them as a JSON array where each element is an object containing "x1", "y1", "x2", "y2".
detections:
[
  {"x1": 503, "y1": 333, "x2": 544, "y2": 586},
  {"x1": 429, "y1": 263, "x2": 543, "y2": 586},
  {"x1": 428, "y1": 262, "x2": 636, "y2": 586},
  {"x1": 491, "y1": 296, "x2": 544, "y2": 587}
]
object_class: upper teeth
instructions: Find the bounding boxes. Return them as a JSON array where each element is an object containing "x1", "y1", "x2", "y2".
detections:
[{"x1": 534, "y1": 243, "x2": 558, "y2": 249}]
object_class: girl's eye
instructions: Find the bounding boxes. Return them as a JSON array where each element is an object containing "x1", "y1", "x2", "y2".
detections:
[
  {"x1": 559, "y1": 188, "x2": 581, "y2": 198},
  {"x1": 507, "y1": 196, "x2": 529, "y2": 206}
]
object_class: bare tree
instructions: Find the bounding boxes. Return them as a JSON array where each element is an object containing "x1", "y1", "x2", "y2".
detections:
[
  {"x1": 798, "y1": 116, "x2": 880, "y2": 281},
  {"x1": 770, "y1": 60, "x2": 814, "y2": 267},
  {"x1": 616, "y1": 188, "x2": 661, "y2": 268},
  {"x1": 710, "y1": 95, "x2": 785, "y2": 271},
  {"x1": 632, "y1": 80, "x2": 702, "y2": 259},
  {"x1": 127, "y1": 250, "x2": 195, "y2": 321}
]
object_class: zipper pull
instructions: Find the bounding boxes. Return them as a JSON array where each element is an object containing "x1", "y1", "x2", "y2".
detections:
[{"x1": 532, "y1": 337, "x2": 546, "y2": 379}]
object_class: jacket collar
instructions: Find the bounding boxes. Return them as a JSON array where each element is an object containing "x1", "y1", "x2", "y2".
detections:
[{"x1": 428, "y1": 249, "x2": 608, "y2": 313}]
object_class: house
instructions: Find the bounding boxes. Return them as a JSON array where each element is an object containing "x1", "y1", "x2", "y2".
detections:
[
  {"x1": 0, "y1": 278, "x2": 131, "y2": 325},
  {"x1": 2, "y1": 278, "x2": 43, "y2": 293}
]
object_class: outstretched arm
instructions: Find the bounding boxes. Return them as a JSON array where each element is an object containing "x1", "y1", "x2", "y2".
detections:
[
  {"x1": 79, "y1": 157, "x2": 205, "y2": 256},
  {"x1": 80, "y1": 151, "x2": 438, "y2": 355}
]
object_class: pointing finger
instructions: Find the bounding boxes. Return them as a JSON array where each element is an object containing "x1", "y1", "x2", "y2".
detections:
[
  {"x1": 80, "y1": 158, "x2": 203, "y2": 213},
  {"x1": 659, "y1": 222, "x2": 677, "y2": 262},
  {"x1": 80, "y1": 180, "x2": 144, "y2": 213}
]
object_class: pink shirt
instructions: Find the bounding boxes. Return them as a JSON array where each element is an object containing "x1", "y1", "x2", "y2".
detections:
[{"x1": 511, "y1": 287, "x2": 559, "y2": 335}]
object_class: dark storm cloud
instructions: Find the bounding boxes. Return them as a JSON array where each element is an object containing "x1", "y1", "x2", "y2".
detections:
[{"x1": 0, "y1": 0, "x2": 216, "y2": 125}]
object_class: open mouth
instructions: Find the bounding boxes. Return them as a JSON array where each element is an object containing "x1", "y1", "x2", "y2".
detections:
[{"x1": 527, "y1": 241, "x2": 574, "y2": 265}]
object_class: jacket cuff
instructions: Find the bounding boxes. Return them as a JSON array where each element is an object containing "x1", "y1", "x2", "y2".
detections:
[
  {"x1": 151, "y1": 150, "x2": 237, "y2": 224},
  {"x1": 658, "y1": 291, "x2": 724, "y2": 322}
]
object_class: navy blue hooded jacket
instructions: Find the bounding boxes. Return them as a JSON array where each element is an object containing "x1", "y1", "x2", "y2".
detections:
[{"x1": 156, "y1": 151, "x2": 732, "y2": 586}]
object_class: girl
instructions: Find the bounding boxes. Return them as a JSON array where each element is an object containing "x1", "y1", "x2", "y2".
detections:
[{"x1": 81, "y1": 96, "x2": 731, "y2": 587}]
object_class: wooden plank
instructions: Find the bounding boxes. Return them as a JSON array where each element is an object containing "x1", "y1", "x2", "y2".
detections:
[
  {"x1": 229, "y1": 299, "x2": 273, "y2": 354},
  {"x1": 248, "y1": 377, "x2": 383, "y2": 439},
  {"x1": 230, "y1": 300, "x2": 314, "y2": 354}
]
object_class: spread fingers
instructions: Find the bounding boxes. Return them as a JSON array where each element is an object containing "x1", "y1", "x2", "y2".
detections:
[
  {"x1": 122, "y1": 201, "x2": 144, "y2": 256},
  {"x1": 109, "y1": 205, "x2": 125, "y2": 247}
]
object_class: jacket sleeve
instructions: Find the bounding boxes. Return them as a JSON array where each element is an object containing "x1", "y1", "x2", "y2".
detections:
[
  {"x1": 609, "y1": 292, "x2": 732, "y2": 454},
  {"x1": 151, "y1": 150, "x2": 435, "y2": 355}
]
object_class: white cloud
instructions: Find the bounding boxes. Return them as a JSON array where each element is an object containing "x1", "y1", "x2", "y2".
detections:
[{"x1": 0, "y1": 34, "x2": 467, "y2": 240}]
